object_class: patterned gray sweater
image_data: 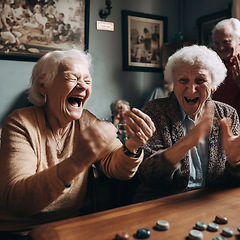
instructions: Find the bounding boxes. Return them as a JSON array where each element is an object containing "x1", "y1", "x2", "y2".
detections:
[{"x1": 135, "y1": 92, "x2": 240, "y2": 202}]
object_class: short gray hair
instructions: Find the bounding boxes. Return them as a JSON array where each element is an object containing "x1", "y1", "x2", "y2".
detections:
[
  {"x1": 164, "y1": 45, "x2": 227, "y2": 90},
  {"x1": 212, "y1": 18, "x2": 240, "y2": 39},
  {"x1": 110, "y1": 99, "x2": 130, "y2": 116},
  {"x1": 28, "y1": 49, "x2": 92, "y2": 106}
]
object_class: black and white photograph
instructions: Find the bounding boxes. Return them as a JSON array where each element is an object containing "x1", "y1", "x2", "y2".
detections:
[
  {"x1": 0, "y1": 0, "x2": 89, "y2": 61},
  {"x1": 122, "y1": 10, "x2": 167, "y2": 72}
]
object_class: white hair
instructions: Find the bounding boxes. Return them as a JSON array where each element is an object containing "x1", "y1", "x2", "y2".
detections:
[
  {"x1": 212, "y1": 18, "x2": 240, "y2": 39},
  {"x1": 164, "y1": 45, "x2": 227, "y2": 90},
  {"x1": 110, "y1": 99, "x2": 130, "y2": 116},
  {"x1": 28, "y1": 49, "x2": 92, "y2": 106}
]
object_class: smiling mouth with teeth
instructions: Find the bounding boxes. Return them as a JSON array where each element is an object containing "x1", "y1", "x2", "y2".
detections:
[
  {"x1": 184, "y1": 97, "x2": 199, "y2": 103},
  {"x1": 68, "y1": 97, "x2": 82, "y2": 107}
]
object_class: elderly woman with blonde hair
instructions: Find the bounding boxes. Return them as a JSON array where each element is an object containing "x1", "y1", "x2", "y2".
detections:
[{"x1": 0, "y1": 49, "x2": 155, "y2": 239}]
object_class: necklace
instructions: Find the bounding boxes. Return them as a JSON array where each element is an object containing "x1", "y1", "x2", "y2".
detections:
[
  {"x1": 49, "y1": 124, "x2": 72, "y2": 155},
  {"x1": 48, "y1": 123, "x2": 72, "y2": 155},
  {"x1": 52, "y1": 132, "x2": 64, "y2": 155},
  {"x1": 44, "y1": 110, "x2": 72, "y2": 155}
]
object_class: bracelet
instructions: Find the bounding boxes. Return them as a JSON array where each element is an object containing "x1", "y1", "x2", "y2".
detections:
[
  {"x1": 233, "y1": 160, "x2": 240, "y2": 164},
  {"x1": 123, "y1": 143, "x2": 142, "y2": 158}
]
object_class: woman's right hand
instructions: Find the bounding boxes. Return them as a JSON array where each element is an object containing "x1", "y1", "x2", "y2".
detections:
[
  {"x1": 187, "y1": 101, "x2": 213, "y2": 147},
  {"x1": 164, "y1": 101, "x2": 213, "y2": 165},
  {"x1": 57, "y1": 121, "x2": 118, "y2": 186}
]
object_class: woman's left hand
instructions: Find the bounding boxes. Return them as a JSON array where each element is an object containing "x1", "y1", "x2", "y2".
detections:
[
  {"x1": 122, "y1": 108, "x2": 155, "y2": 153},
  {"x1": 220, "y1": 118, "x2": 240, "y2": 165}
]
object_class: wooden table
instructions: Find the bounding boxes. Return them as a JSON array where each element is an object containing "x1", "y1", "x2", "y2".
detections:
[{"x1": 30, "y1": 186, "x2": 240, "y2": 240}]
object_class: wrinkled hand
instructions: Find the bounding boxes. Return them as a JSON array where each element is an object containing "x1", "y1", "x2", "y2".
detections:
[
  {"x1": 220, "y1": 118, "x2": 240, "y2": 165},
  {"x1": 188, "y1": 101, "x2": 213, "y2": 147},
  {"x1": 163, "y1": 101, "x2": 213, "y2": 165},
  {"x1": 72, "y1": 121, "x2": 117, "y2": 168},
  {"x1": 122, "y1": 108, "x2": 156, "y2": 153},
  {"x1": 232, "y1": 54, "x2": 240, "y2": 88}
]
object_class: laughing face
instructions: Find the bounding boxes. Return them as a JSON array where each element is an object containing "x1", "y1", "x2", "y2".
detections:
[
  {"x1": 173, "y1": 63, "x2": 214, "y2": 121},
  {"x1": 45, "y1": 57, "x2": 92, "y2": 126},
  {"x1": 213, "y1": 25, "x2": 240, "y2": 62}
]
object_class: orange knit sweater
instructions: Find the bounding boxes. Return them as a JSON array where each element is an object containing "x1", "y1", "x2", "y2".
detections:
[{"x1": 0, "y1": 106, "x2": 142, "y2": 231}]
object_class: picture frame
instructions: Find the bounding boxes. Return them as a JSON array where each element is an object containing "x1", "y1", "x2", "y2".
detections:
[
  {"x1": 0, "y1": 0, "x2": 90, "y2": 61},
  {"x1": 196, "y1": 7, "x2": 231, "y2": 48},
  {"x1": 122, "y1": 10, "x2": 167, "y2": 72}
]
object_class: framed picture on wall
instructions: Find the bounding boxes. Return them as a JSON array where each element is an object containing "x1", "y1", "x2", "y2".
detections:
[
  {"x1": 122, "y1": 10, "x2": 167, "y2": 72},
  {"x1": 0, "y1": 0, "x2": 90, "y2": 61},
  {"x1": 196, "y1": 7, "x2": 231, "y2": 49}
]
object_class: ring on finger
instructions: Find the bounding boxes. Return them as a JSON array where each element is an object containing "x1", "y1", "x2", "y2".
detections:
[{"x1": 135, "y1": 131, "x2": 141, "y2": 138}]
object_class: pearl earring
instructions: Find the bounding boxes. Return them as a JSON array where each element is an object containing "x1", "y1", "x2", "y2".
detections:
[{"x1": 44, "y1": 94, "x2": 47, "y2": 103}]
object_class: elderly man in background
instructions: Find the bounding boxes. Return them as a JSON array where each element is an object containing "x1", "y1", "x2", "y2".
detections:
[{"x1": 212, "y1": 18, "x2": 240, "y2": 117}]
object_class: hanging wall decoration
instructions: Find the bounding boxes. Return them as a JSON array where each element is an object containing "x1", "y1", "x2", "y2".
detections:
[
  {"x1": 0, "y1": 0, "x2": 90, "y2": 61},
  {"x1": 122, "y1": 10, "x2": 167, "y2": 72}
]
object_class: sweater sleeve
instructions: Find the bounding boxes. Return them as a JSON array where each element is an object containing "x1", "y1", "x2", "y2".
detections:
[
  {"x1": 137, "y1": 99, "x2": 186, "y2": 193},
  {"x1": 97, "y1": 138, "x2": 143, "y2": 180},
  {"x1": 0, "y1": 109, "x2": 66, "y2": 217},
  {"x1": 79, "y1": 110, "x2": 143, "y2": 181}
]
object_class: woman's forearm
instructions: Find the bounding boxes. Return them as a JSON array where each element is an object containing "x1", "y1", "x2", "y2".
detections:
[{"x1": 164, "y1": 134, "x2": 193, "y2": 165}]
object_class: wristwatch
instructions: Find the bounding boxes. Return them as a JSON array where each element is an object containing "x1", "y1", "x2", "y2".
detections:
[{"x1": 123, "y1": 143, "x2": 142, "y2": 158}]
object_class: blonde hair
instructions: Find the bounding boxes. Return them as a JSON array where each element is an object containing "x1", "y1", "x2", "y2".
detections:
[{"x1": 28, "y1": 49, "x2": 92, "y2": 106}]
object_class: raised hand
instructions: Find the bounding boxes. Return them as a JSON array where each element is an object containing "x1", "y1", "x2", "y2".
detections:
[
  {"x1": 232, "y1": 54, "x2": 240, "y2": 88},
  {"x1": 164, "y1": 101, "x2": 213, "y2": 165},
  {"x1": 72, "y1": 121, "x2": 118, "y2": 168},
  {"x1": 122, "y1": 108, "x2": 156, "y2": 153},
  {"x1": 187, "y1": 100, "x2": 213, "y2": 147},
  {"x1": 220, "y1": 118, "x2": 240, "y2": 165}
]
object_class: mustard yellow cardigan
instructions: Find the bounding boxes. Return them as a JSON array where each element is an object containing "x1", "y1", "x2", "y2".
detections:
[{"x1": 0, "y1": 106, "x2": 142, "y2": 231}]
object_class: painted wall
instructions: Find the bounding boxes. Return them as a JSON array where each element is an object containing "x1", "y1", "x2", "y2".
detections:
[
  {"x1": 183, "y1": 0, "x2": 232, "y2": 40},
  {"x1": 0, "y1": 0, "x2": 231, "y2": 126}
]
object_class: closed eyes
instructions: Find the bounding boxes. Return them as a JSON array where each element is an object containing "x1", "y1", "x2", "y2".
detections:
[{"x1": 64, "y1": 73, "x2": 92, "y2": 84}]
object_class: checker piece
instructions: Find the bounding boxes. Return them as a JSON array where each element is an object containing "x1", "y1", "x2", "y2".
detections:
[
  {"x1": 195, "y1": 222, "x2": 207, "y2": 231},
  {"x1": 135, "y1": 227, "x2": 151, "y2": 239},
  {"x1": 155, "y1": 220, "x2": 170, "y2": 231},
  {"x1": 207, "y1": 222, "x2": 219, "y2": 232},
  {"x1": 188, "y1": 229, "x2": 204, "y2": 240}
]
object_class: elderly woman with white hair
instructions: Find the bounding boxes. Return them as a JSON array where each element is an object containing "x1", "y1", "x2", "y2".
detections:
[
  {"x1": 134, "y1": 45, "x2": 240, "y2": 202},
  {"x1": 0, "y1": 49, "x2": 155, "y2": 239}
]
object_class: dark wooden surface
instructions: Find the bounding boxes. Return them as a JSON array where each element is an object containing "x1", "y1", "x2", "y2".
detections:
[{"x1": 30, "y1": 186, "x2": 240, "y2": 240}]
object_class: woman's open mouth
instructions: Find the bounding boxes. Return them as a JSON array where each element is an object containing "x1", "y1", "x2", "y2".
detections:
[
  {"x1": 184, "y1": 97, "x2": 199, "y2": 104},
  {"x1": 68, "y1": 97, "x2": 83, "y2": 107}
]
